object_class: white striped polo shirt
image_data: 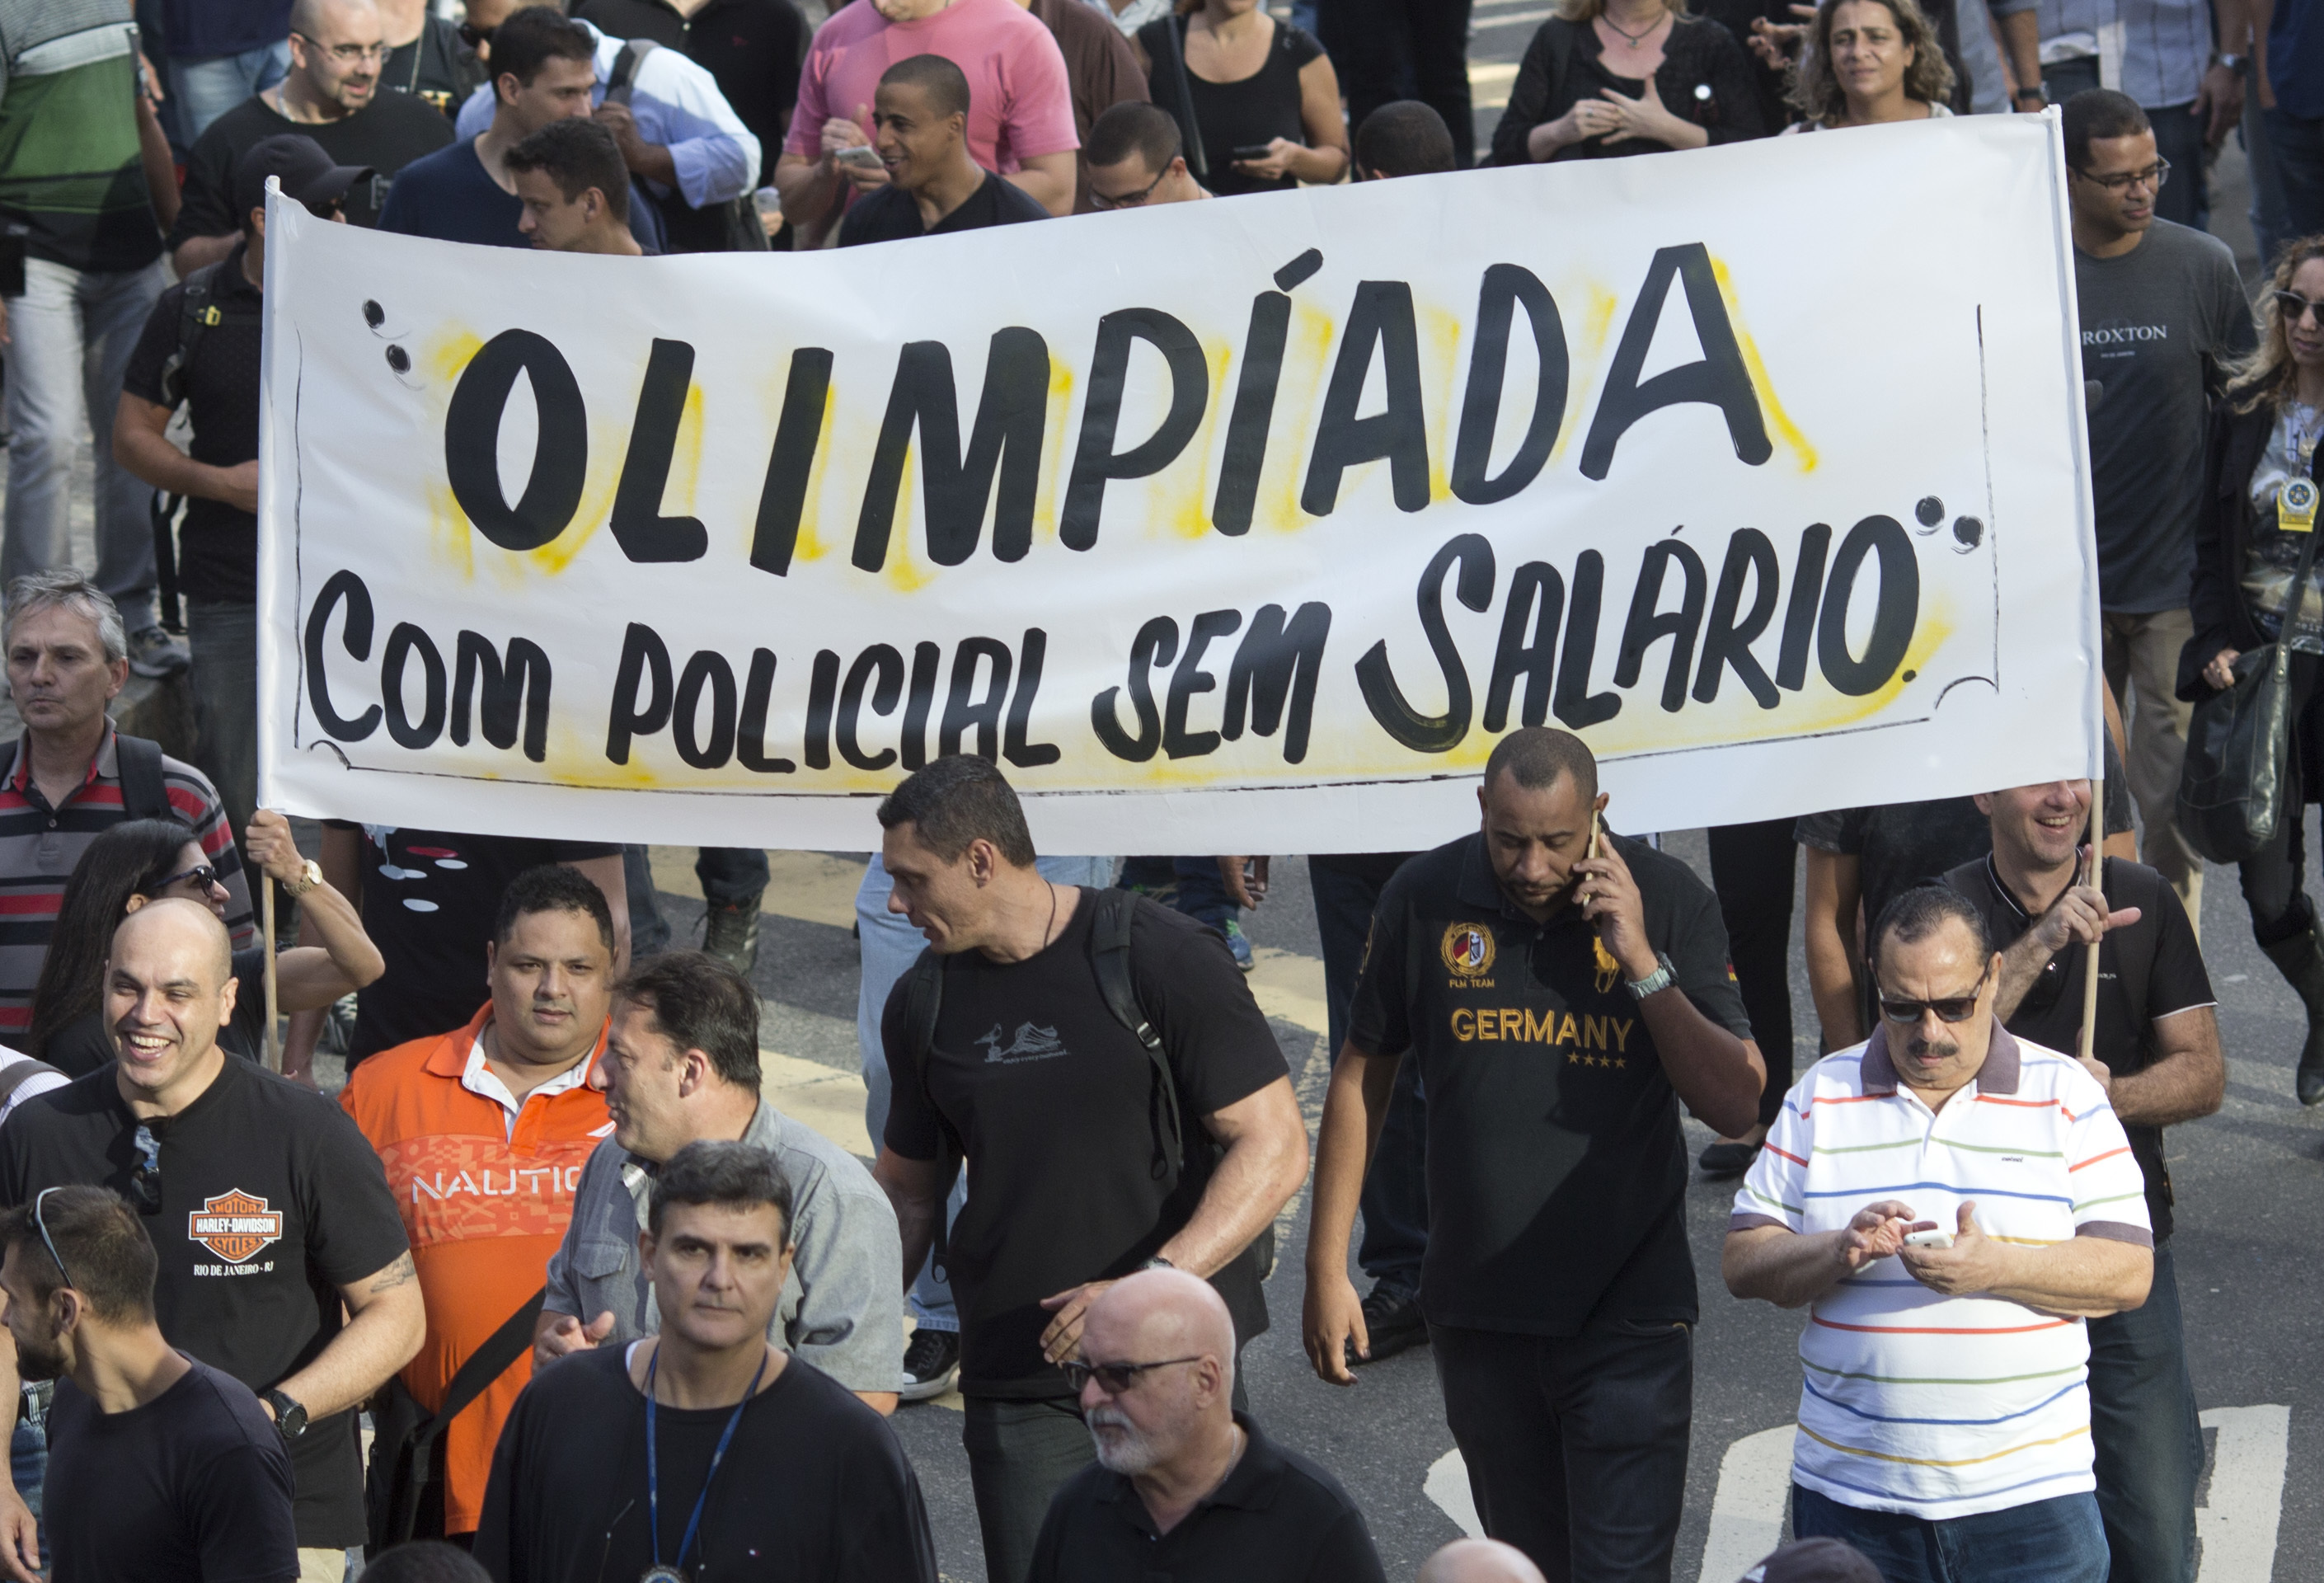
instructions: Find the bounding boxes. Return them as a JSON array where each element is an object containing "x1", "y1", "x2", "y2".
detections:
[{"x1": 1730, "y1": 1022, "x2": 2151, "y2": 1521}]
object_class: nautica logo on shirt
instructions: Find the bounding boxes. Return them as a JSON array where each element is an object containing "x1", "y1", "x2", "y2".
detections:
[
  {"x1": 187, "y1": 1189, "x2": 283, "y2": 1263},
  {"x1": 978, "y1": 1022, "x2": 1066, "y2": 1064}
]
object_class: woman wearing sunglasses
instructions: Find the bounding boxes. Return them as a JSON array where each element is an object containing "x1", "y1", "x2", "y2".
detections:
[
  {"x1": 2184, "y1": 237, "x2": 2324, "y2": 1105},
  {"x1": 25, "y1": 813, "x2": 384, "y2": 1079}
]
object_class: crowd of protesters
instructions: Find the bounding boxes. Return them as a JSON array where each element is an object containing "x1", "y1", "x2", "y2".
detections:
[{"x1": 0, "y1": 0, "x2": 2320, "y2": 1578}]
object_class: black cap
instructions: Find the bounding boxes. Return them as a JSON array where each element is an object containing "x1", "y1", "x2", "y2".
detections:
[
  {"x1": 1747, "y1": 1539, "x2": 1884, "y2": 1583},
  {"x1": 232, "y1": 134, "x2": 373, "y2": 224}
]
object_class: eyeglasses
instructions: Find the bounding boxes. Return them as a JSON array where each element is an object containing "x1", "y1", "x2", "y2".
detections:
[
  {"x1": 2276, "y1": 291, "x2": 2324, "y2": 325},
  {"x1": 293, "y1": 31, "x2": 390, "y2": 63},
  {"x1": 1061, "y1": 1355, "x2": 1203, "y2": 1396},
  {"x1": 1088, "y1": 165, "x2": 1169, "y2": 210},
  {"x1": 1874, "y1": 966, "x2": 1992, "y2": 1026},
  {"x1": 31, "y1": 1187, "x2": 75, "y2": 1292},
  {"x1": 128, "y1": 1125, "x2": 162, "y2": 1216},
  {"x1": 157, "y1": 862, "x2": 221, "y2": 895},
  {"x1": 457, "y1": 21, "x2": 495, "y2": 49},
  {"x1": 2072, "y1": 157, "x2": 2171, "y2": 193}
]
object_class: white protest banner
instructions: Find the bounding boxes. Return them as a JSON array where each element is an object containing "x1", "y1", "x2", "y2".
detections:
[{"x1": 258, "y1": 114, "x2": 2100, "y2": 853}]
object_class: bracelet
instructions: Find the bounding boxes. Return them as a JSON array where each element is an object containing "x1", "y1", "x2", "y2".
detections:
[{"x1": 2013, "y1": 87, "x2": 2045, "y2": 103}]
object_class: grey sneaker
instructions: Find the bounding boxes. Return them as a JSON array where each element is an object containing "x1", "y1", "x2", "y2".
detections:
[
  {"x1": 125, "y1": 625, "x2": 190, "y2": 679},
  {"x1": 701, "y1": 891, "x2": 763, "y2": 976}
]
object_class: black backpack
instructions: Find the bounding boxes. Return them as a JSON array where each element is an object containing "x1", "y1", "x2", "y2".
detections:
[
  {"x1": 0, "y1": 733, "x2": 171, "y2": 820},
  {"x1": 606, "y1": 40, "x2": 770, "y2": 254}
]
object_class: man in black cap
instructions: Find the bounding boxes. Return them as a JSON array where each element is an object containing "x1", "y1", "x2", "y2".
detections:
[{"x1": 115, "y1": 134, "x2": 370, "y2": 876}]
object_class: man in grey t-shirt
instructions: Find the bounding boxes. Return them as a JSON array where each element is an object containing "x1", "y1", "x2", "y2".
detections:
[
  {"x1": 532, "y1": 951, "x2": 904, "y2": 1410},
  {"x1": 2067, "y1": 90, "x2": 2256, "y2": 937}
]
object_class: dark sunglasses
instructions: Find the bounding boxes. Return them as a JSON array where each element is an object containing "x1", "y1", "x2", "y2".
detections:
[
  {"x1": 128, "y1": 1125, "x2": 162, "y2": 1216},
  {"x1": 157, "y1": 862, "x2": 221, "y2": 894},
  {"x1": 1874, "y1": 966, "x2": 1992, "y2": 1026},
  {"x1": 31, "y1": 1186, "x2": 75, "y2": 1290},
  {"x1": 1061, "y1": 1355, "x2": 1203, "y2": 1396},
  {"x1": 457, "y1": 21, "x2": 495, "y2": 48},
  {"x1": 1090, "y1": 163, "x2": 1168, "y2": 210},
  {"x1": 2276, "y1": 290, "x2": 2324, "y2": 325}
]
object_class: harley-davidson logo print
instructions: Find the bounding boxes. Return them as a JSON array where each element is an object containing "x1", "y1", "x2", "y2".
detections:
[{"x1": 188, "y1": 1190, "x2": 284, "y2": 1264}]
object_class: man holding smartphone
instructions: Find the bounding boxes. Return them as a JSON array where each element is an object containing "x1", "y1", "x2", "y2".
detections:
[
  {"x1": 1303, "y1": 726, "x2": 1763, "y2": 1581},
  {"x1": 837, "y1": 56, "x2": 1050, "y2": 244}
]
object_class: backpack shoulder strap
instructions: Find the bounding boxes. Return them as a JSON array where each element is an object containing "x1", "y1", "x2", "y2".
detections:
[
  {"x1": 900, "y1": 946, "x2": 953, "y2": 1147},
  {"x1": 0, "y1": 1059, "x2": 63, "y2": 1111},
  {"x1": 607, "y1": 38, "x2": 655, "y2": 105},
  {"x1": 159, "y1": 264, "x2": 223, "y2": 408},
  {"x1": 113, "y1": 734, "x2": 171, "y2": 823},
  {"x1": 1089, "y1": 888, "x2": 1184, "y2": 1178}
]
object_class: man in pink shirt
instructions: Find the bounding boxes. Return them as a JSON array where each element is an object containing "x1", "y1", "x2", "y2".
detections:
[{"x1": 774, "y1": 0, "x2": 1079, "y2": 239}]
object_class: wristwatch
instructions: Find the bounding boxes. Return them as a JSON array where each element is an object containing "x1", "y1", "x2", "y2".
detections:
[
  {"x1": 2217, "y1": 52, "x2": 2247, "y2": 71},
  {"x1": 1141, "y1": 1256, "x2": 1176, "y2": 1271},
  {"x1": 284, "y1": 859, "x2": 323, "y2": 898},
  {"x1": 261, "y1": 1388, "x2": 308, "y2": 1440},
  {"x1": 1625, "y1": 951, "x2": 1677, "y2": 1001},
  {"x1": 2012, "y1": 87, "x2": 2046, "y2": 105}
]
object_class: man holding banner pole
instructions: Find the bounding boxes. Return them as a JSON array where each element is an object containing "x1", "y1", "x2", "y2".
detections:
[{"x1": 1304, "y1": 726, "x2": 1763, "y2": 1581}]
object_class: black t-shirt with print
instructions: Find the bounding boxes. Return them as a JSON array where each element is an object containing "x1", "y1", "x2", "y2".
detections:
[
  {"x1": 326, "y1": 825, "x2": 622, "y2": 1062},
  {"x1": 0, "y1": 1057, "x2": 411, "y2": 1548},
  {"x1": 1944, "y1": 854, "x2": 2214, "y2": 1242},
  {"x1": 881, "y1": 890, "x2": 1289, "y2": 1397},
  {"x1": 1347, "y1": 831, "x2": 1754, "y2": 1336}
]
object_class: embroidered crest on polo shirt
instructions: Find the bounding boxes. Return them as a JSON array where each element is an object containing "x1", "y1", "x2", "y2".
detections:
[
  {"x1": 977, "y1": 1022, "x2": 1066, "y2": 1064},
  {"x1": 1593, "y1": 937, "x2": 1622, "y2": 994},
  {"x1": 1441, "y1": 923, "x2": 1496, "y2": 985},
  {"x1": 187, "y1": 1189, "x2": 283, "y2": 1271}
]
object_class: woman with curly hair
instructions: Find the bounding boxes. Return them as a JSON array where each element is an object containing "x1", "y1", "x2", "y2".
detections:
[
  {"x1": 2183, "y1": 237, "x2": 2324, "y2": 1103},
  {"x1": 1782, "y1": 0, "x2": 1955, "y2": 130}
]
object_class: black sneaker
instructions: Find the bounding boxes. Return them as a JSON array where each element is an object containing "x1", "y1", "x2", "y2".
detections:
[
  {"x1": 1697, "y1": 1139, "x2": 1763, "y2": 1178},
  {"x1": 701, "y1": 893, "x2": 763, "y2": 976},
  {"x1": 1346, "y1": 1285, "x2": 1427, "y2": 1367},
  {"x1": 901, "y1": 1327, "x2": 960, "y2": 1402}
]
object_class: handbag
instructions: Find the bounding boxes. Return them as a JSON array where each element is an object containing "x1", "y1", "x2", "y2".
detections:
[
  {"x1": 2176, "y1": 458, "x2": 2324, "y2": 864},
  {"x1": 364, "y1": 1285, "x2": 545, "y2": 1554}
]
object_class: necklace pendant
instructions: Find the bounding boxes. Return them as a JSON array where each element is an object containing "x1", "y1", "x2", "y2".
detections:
[{"x1": 641, "y1": 1567, "x2": 689, "y2": 1583}]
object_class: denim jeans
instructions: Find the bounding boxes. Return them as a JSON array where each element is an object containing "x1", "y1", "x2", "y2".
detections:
[
  {"x1": 1117, "y1": 856, "x2": 1238, "y2": 932},
  {"x1": 622, "y1": 847, "x2": 771, "y2": 955},
  {"x1": 10, "y1": 1412, "x2": 43, "y2": 1572},
  {"x1": 167, "y1": 42, "x2": 289, "y2": 149},
  {"x1": 2265, "y1": 105, "x2": 2324, "y2": 240},
  {"x1": 1792, "y1": 1486, "x2": 2109, "y2": 1583},
  {"x1": 2088, "y1": 1242, "x2": 2201, "y2": 1583},
  {"x1": 1310, "y1": 853, "x2": 1428, "y2": 1297},
  {"x1": 854, "y1": 852, "x2": 1115, "y2": 1331},
  {"x1": 1432, "y1": 1317, "x2": 1693, "y2": 1583},
  {"x1": 186, "y1": 599, "x2": 257, "y2": 853},
  {"x1": 2245, "y1": 60, "x2": 2293, "y2": 265},
  {"x1": 2, "y1": 257, "x2": 167, "y2": 632}
]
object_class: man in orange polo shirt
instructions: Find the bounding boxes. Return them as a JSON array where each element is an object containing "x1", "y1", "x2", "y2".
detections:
[{"x1": 340, "y1": 863, "x2": 617, "y2": 1543}]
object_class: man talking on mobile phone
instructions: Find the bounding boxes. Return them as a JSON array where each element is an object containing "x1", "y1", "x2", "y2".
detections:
[{"x1": 1303, "y1": 726, "x2": 1763, "y2": 1582}]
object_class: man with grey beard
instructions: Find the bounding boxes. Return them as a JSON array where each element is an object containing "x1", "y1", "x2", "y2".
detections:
[{"x1": 1026, "y1": 1270, "x2": 1384, "y2": 1582}]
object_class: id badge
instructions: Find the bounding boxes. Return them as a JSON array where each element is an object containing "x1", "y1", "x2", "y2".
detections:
[{"x1": 2282, "y1": 477, "x2": 2319, "y2": 534}]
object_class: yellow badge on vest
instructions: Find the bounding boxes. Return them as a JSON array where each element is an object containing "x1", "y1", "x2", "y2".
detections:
[{"x1": 2281, "y1": 476, "x2": 2319, "y2": 534}]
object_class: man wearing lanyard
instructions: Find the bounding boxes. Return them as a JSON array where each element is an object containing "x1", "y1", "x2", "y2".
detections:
[
  {"x1": 473, "y1": 1140, "x2": 937, "y2": 1581},
  {"x1": 1303, "y1": 726, "x2": 1764, "y2": 1583}
]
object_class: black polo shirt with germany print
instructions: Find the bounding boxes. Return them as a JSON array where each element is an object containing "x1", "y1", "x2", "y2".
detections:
[{"x1": 1347, "y1": 830, "x2": 1752, "y2": 1336}]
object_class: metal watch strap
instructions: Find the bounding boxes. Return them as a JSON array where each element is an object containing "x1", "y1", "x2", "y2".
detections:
[{"x1": 1625, "y1": 951, "x2": 1676, "y2": 1000}]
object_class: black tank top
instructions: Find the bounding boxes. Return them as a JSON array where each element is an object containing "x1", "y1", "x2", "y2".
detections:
[{"x1": 1140, "y1": 15, "x2": 1324, "y2": 198}]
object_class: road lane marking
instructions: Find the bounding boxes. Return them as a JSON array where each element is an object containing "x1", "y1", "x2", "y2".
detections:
[
  {"x1": 1697, "y1": 1425, "x2": 1798, "y2": 1583},
  {"x1": 2198, "y1": 1405, "x2": 2289, "y2": 1582}
]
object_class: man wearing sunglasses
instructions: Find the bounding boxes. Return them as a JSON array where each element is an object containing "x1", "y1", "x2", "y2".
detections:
[
  {"x1": 2063, "y1": 87, "x2": 2256, "y2": 955},
  {"x1": 1027, "y1": 1268, "x2": 1384, "y2": 1581},
  {"x1": 1725, "y1": 885, "x2": 2155, "y2": 1583},
  {"x1": 0, "y1": 899, "x2": 421, "y2": 1582},
  {"x1": 1086, "y1": 100, "x2": 1210, "y2": 208},
  {"x1": 0, "y1": 1185, "x2": 298, "y2": 1582},
  {"x1": 168, "y1": 0, "x2": 453, "y2": 274},
  {"x1": 1945, "y1": 781, "x2": 2218, "y2": 1583}
]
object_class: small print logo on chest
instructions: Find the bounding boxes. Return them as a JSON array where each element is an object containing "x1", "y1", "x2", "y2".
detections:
[
  {"x1": 977, "y1": 1022, "x2": 1067, "y2": 1064},
  {"x1": 188, "y1": 1190, "x2": 284, "y2": 1264},
  {"x1": 1441, "y1": 923, "x2": 1496, "y2": 985}
]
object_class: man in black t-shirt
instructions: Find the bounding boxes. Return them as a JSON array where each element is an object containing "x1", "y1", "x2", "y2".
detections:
[
  {"x1": 297, "y1": 824, "x2": 626, "y2": 1066},
  {"x1": 838, "y1": 55, "x2": 1050, "y2": 247},
  {"x1": 1944, "y1": 778, "x2": 2221, "y2": 1583},
  {"x1": 116, "y1": 134, "x2": 372, "y2": 882},
  {"x1": 168, "y1": 0, "x2": 454, "y2": 273},
  {"x1": 476, "y1": 1141, "x2": 936, "y2": 1582},
  {"x1": 0, "y1": 900, "x2": 420, "y2": 1570},
  {"x1": 378, "y1": 0, "x2": 485, "y2": 115},
  {"x1": 2, "y1": 1185, "x2": 297, "y2": 1583},
  {"x1": 871, "y1": 756, "x2": 1306, "y2": 1583},
  {"x1": 1305, "y1": 726, "x2": 1763, "y2": 1583}
]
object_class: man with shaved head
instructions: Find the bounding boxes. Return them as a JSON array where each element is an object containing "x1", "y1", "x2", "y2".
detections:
[
  {"x1": 0, "y1": 898, "x2": 422, "y2": 1577},
  {"x1": 1420, "y1": 1538, "x2": 1551, "y2": 1583},
  {"x1": 1027, "y1": 1270, "x2": 1383, "y2": 1581},
  {"x1": 1304, "y1": 726, "x2": 1764, "y2": 1582},
  {"x1": 169, "y1": 0, "x2": 454, "y2": 271}
]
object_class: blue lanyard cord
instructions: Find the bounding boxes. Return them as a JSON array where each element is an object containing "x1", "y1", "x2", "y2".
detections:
[{"x1": 645, "y1": 1344, "x2": 768, "y2": 1576}]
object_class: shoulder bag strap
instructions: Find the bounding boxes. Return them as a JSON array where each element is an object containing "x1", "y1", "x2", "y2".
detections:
[
  {"x1": 1160, "y1": 16, "x2": 1208, "y2": 179},
  {"x1": 0, "y1": 1060, "x2": 63, "y2": 1110},
  {"x1": 1089, "y1": 888, "x2": 1184, "y2": 1179},
  {"x1": 606, "y1": 37, "x2": 653, "y2": 106},
  {"x1": 421, "y1": 1285, "x2": 546, "y2": 1441},
  {"x1": 113, "y1": 734, "x2": 171, "y2": 823},
  {"x1": 900, "y1": 949, "x2": 961, "y2": 1275}
]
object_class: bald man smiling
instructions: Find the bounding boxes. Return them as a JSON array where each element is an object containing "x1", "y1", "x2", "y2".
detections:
[
  {"x1": 0, "y1": 899, "x2": 420, "y2": 1578},
  {"x1": 1026, "y1": 1270, "x2": 1384, "y2": 1583}
]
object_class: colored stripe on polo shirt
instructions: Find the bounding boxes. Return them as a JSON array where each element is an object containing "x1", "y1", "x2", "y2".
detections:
[
  {"x1": 339, "y1": 1006, "x2": 612, "y2": 1535},
  {"x1": 1730, "y1": 1023, "x2": 2150, "y2": 1522}
]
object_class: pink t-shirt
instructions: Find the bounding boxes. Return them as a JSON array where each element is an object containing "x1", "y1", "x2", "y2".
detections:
[{"x1": 786, "y1": 0, "x2": 1080, "y2": 175}]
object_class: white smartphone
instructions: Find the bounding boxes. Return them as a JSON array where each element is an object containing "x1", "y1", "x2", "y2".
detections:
[
  {"x1": 833, "y1": 144, "x2": 884, "y2": 170},
  {"x1": 1902, "y1": 1228, "x2": 1954, "y2": 1249}
]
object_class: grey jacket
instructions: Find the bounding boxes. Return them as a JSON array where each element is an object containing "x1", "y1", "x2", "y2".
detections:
[{"x1": 542, "y1": 1102, "x2": 904, "y2": 1393}]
